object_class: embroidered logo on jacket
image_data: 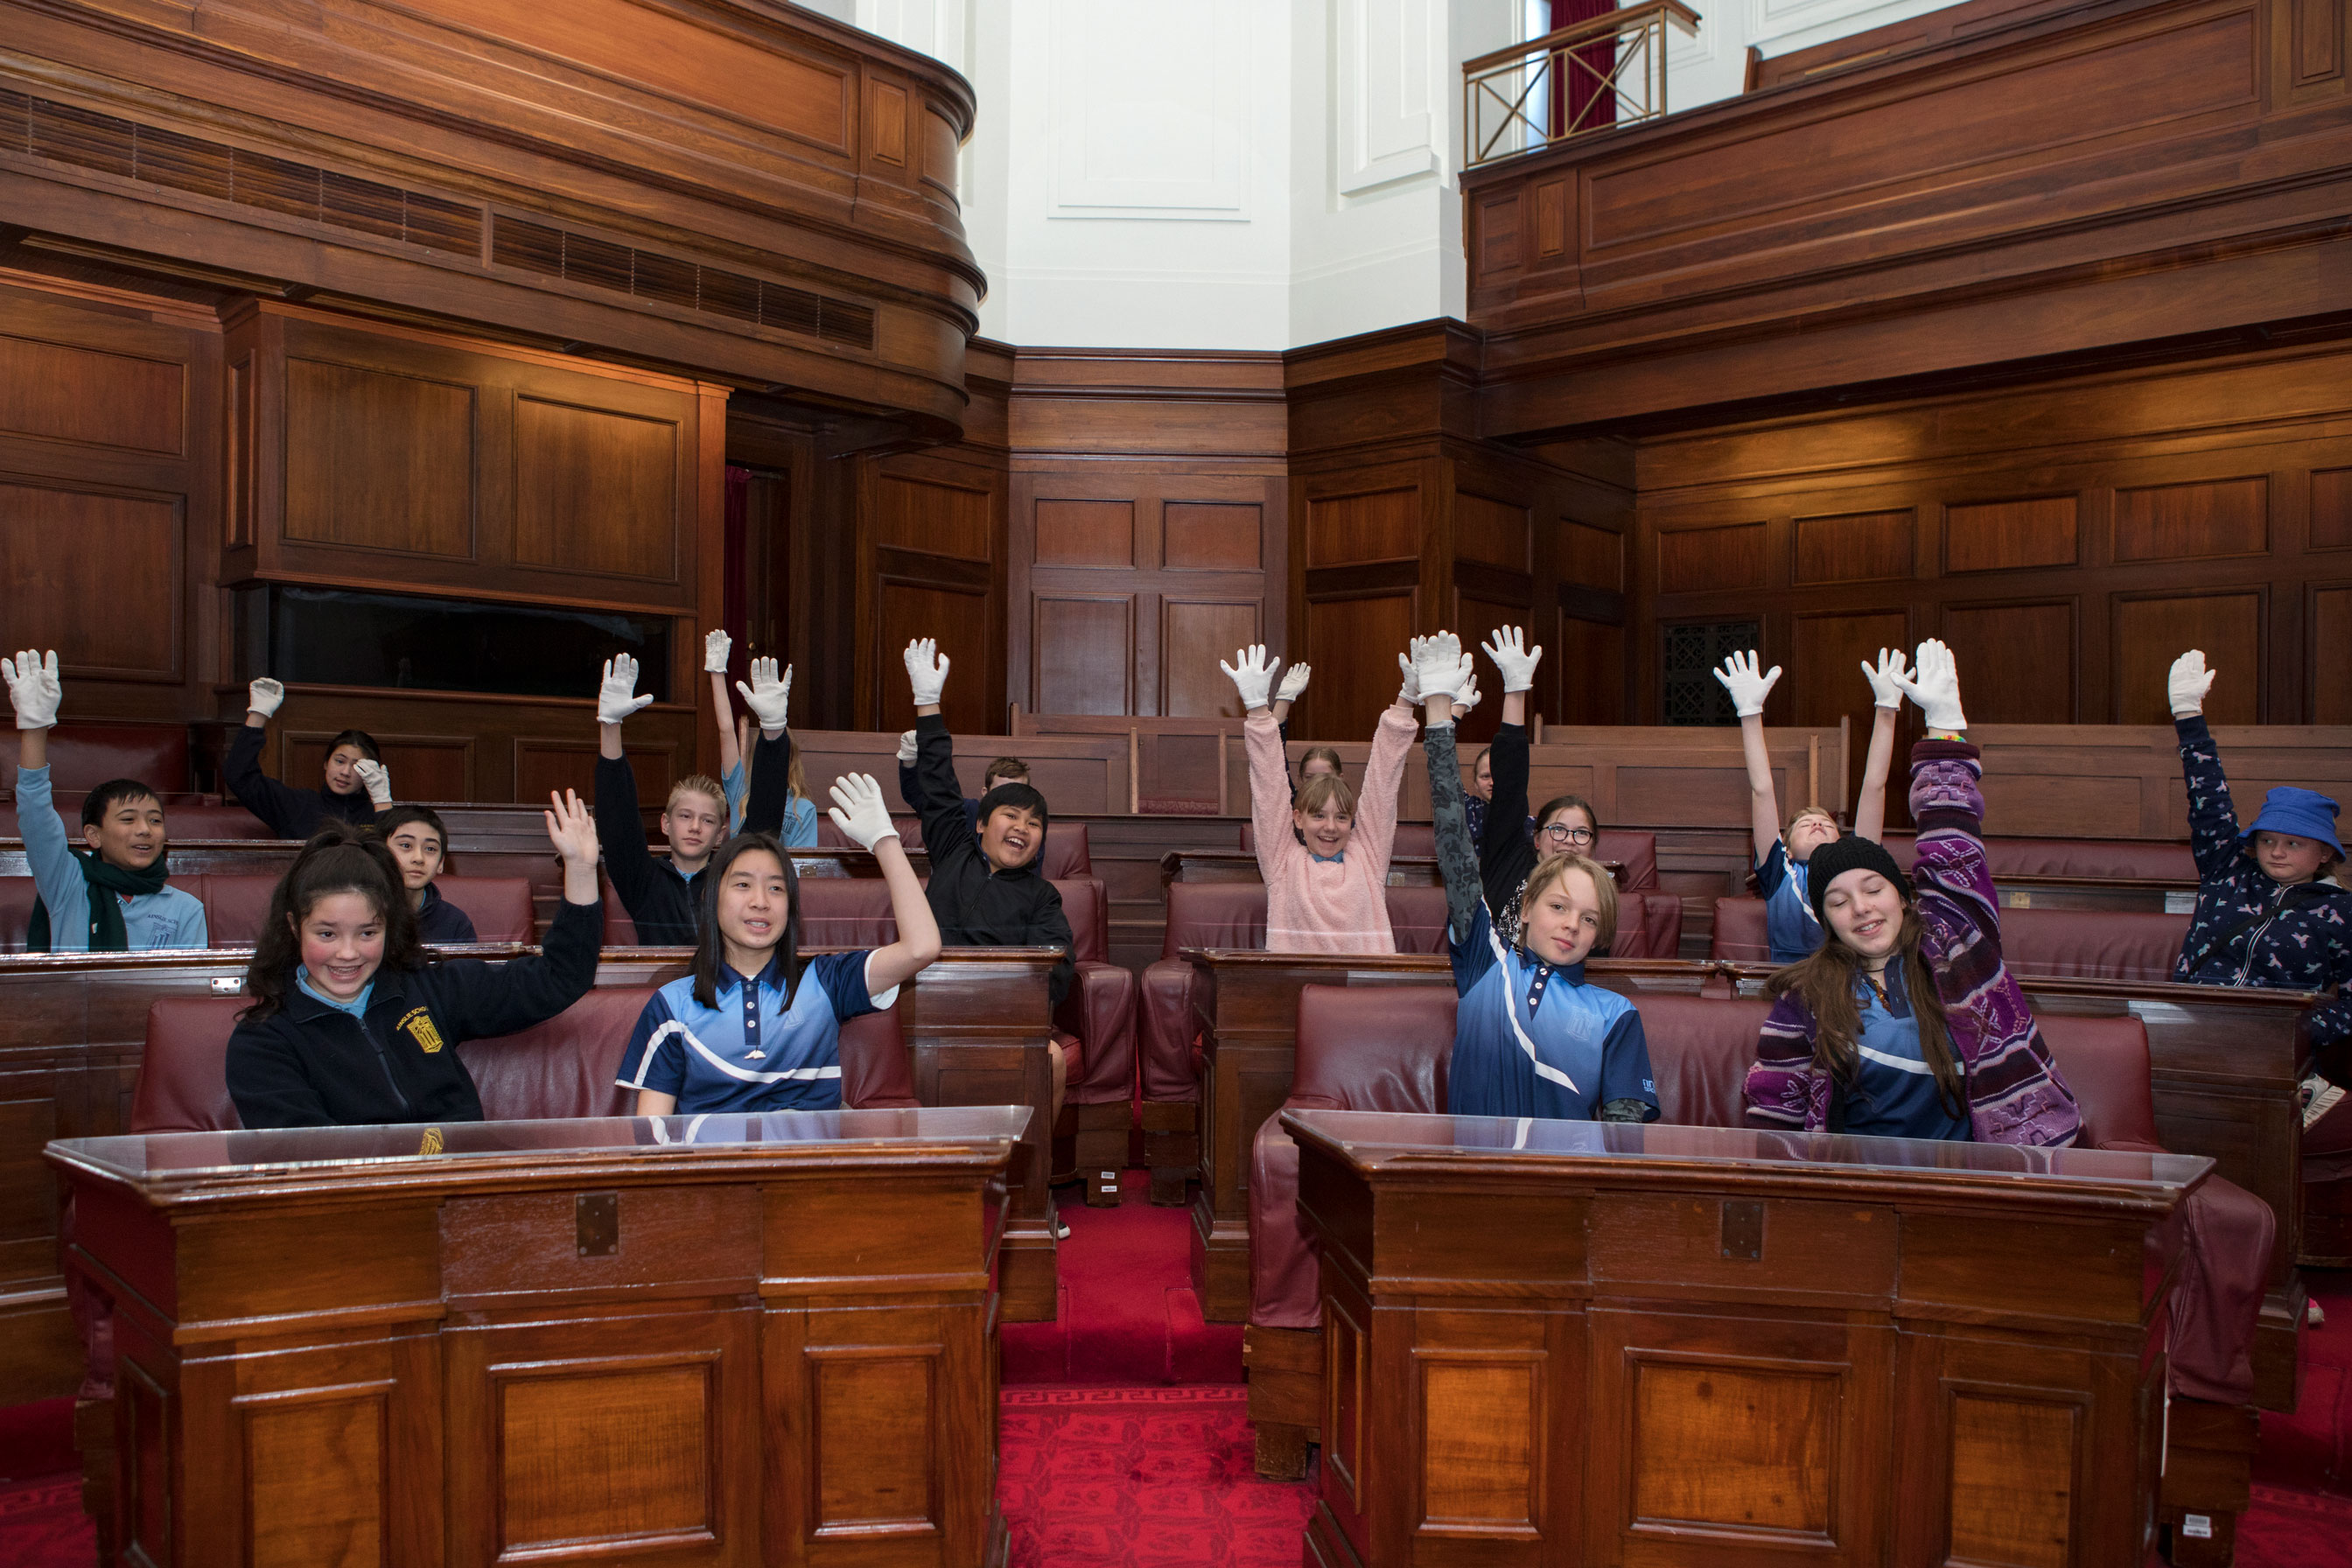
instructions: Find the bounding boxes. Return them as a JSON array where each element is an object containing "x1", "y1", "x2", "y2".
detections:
[
  {"x1": 418, "y1": 1127, "x2": 444, "y2": 1155},
  {"x1": 398, "y1": 1007, "x2": 445, "y2": 1054}
]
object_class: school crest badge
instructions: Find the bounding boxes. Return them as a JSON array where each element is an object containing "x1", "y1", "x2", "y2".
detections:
[
  {"x1": 399, "y1": 1007, "x2": 445, "y2": 1054},
  {"x1": 418, "y1": 1127, "x2": 444, "y2": 1156}
]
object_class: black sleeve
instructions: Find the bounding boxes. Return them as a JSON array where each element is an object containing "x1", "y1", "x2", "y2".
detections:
[
  {"x1": 1480, "y1": 721, "x2": 1537, "y2": 916},
  {"x1": 1034, "y1": 884, "x2": 1076, "y2": 1011},
  {"x1": 224, "y1": 723, "x2": 315, "y2": 839},
  {"x1": 594, "y1": 752, "x2": 655, "y2": 914},
  {"x1": 226, "y1": 1023, "x2": 336, "y2": 1130},
  {"x1": 741, "y1": 729, "x2": 792, "y2": 836},
  {"x1": 1422, "y1": 722, "x2": 1486, "y2": 944},
  {"x1": 419, "y1": 897, "x2": 604, "y2": 1044},
  {"x1": 910, "y1": 715, "x2": 982, "y2": 870},
  {"x1": 899, "y1": 760, "x2": 922, "y2": 815}
]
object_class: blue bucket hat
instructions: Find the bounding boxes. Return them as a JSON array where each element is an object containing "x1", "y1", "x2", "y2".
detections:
[{"x1": 2244, "y1": 787, "x2": 2343, "y2": 858}]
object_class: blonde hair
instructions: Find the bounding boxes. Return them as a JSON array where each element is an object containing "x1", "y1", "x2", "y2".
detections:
[
  {"x1": 1521, "y1": 852, "x2": 1618, "y2": 948},
  {"x1": 1293, "y1": 771, "x2": 1357, "y2": 821},
  {"x1": 665, "y1": 774, "x2": 726, "y2": 817},
  {"x1": 786, "y1": 749, "x2": 807, "y2": 800},
  {"x1": 1788, "y1": 804, "x2": 1838, "y2": 836}
]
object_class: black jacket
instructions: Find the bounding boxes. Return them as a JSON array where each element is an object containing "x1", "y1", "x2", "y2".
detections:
[
  {"x1": 909, "y1": 714, "x2": 1074, "y2": 1007},
  {"x1": 594, "y1": 752, "x2": 706, "y2": 946},
  {"x1": 415, "y1": 882, "x2": 478, "y2": 944},
  {"x1": 225, "y1": 723, "x2": 376, "y2": 838},
  {"x1": 228, "y1": 898, "x2": 603, "y2": 1128}
]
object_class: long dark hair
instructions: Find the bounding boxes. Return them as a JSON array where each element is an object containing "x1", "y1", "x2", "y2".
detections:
[
  {"x1": 240, "y1": 823, "x2": 423, "y2": 1021},
  {"x1": 690, "y1": 832, "x2": 802, "y2": 1009},
  {"x1": 1764, "y1": 905, "x2": 1965, "y2": 1119}
]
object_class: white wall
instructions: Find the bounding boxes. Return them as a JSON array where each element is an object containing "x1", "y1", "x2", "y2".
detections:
[{"x1": 851, "y1": 0, "x2": 1958, "y2": 351}]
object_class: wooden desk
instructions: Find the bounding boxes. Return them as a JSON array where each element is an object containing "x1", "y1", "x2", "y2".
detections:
[
  {"x1": 52, "y1": 1108, "x2": 1024, "y2": 1568},
  {"x1": 1285, "y1": 1108, "x2": 2200, "y2": 1568}
]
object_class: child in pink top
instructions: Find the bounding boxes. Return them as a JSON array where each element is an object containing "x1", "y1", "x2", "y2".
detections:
[{"x1": 1222, "y1": 643, "x2": 1422, "y2": 954}]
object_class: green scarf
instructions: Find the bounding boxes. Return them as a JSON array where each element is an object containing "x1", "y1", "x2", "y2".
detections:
[{"x1": 28, "y1": 847, "x2": 172, "y2": 953}]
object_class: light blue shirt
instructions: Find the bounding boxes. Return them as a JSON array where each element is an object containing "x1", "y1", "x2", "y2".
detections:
[
  {"x1": 17, "y1": 764, "x2": 207, "y2": 951},
  {"x1": 296, "y1": 967, "x2": 376, "y2": 1018},
  {"x1": 720, "y1": 761, "x2": 818, "y2": 846}
]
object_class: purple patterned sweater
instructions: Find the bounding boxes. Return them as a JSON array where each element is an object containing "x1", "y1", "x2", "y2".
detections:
[{"x1": 1743, "y1": 738, "x2": 2082, "y2": 1146}]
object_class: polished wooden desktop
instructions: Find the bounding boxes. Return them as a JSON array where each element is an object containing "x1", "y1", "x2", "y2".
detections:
[
  {"x1": 51, "y1": 1107, "x2": 1026, "y2": 1568},
  {"x1": 1284, "y1": 1108, "x2": 2203, "y2": 1568}
]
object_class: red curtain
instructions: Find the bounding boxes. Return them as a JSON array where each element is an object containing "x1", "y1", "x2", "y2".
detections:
[{"x1": 1546, "y1": 0, "x2": 1619, "y2": 138}]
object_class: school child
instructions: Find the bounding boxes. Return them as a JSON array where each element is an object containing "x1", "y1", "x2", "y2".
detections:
[
  {"x1": 2166, "y1": 649, "x2": 2352, "y2": 1056},
  {"x1": 616, "y1": 774, "x2": 941, "y2": 1115},
  {"x1": 374, "y1": 804, "x2": 476, "y2": 943},
  {"x1": 1462, "y1": 743, "x2": 1535, "y2": 849},
  {"x1": 1223, "y1": 641, "x2": 1415, "y2": 953},
  {"x1": 227, "y1": 676, "x2": 387, "y2": 836},
  {"x1": 1716, "y1": 648, "x2": 1906, "y2": 963},
  {"x1": 1416, "y1": 633, "x2": 1656, "y2": 1122},
  {"x1": 1474, "y1": 626, "x2": 1614, "y2": 952},
  {"x1": 893, "y1": 738, "x2": 1032, "y2": 833},
  {"x1": 1742, "y1": 640, "x2": 2081, "y2": 1146},
  {"x1": 592, "y1": 653, "x2": 728, "y2": 945},
  {"x1": 225, "y1": 793, "x2": 606, "y2": 1128},
  {"x1": 3, "y1": 650, "x2": 206, "y2": 950},
  {"x1": 707, "y1": 634, "x2": 818, "y2": 844}
]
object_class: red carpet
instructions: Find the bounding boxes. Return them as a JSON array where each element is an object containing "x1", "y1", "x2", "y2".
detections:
[{"x1": 1003, "y1": 1175, "x2": 1242, "y2": 1386}]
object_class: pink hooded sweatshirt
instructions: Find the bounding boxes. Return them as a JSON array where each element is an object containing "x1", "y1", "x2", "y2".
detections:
[{"x1": 1245, "y1": 706, "x2": 1416, "y2": 953}]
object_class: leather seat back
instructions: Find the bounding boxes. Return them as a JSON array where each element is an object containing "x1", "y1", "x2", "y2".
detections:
[
  {"x1": 193, "y1": 873, "x2": 284, "y2": 947},
  {"x1": 1633, "y1": 991, "x2": 1774, "y2": 1128},
  {"x1": 0, "y1": 722, "x2": 190, "y2": 794},
  {"x1": 1711, "y1": 898, "x2": 1771, "y2": 962},
  {"x1": 1051, "y1": 878, "x2": 1109, "y2": 963},
  {"x1": 0, "y1": 878, "x2": 37, "y2": 952},
  {"x1": 433, "y1": 877, "x2": 536, "y2": 943},
  {"x1": 1292, "y1": 984, "x2": 1452, "y2": 1111},
  {"x1": 462, "y1": 987, "x2": 652, "y2": 1119},
  {"x1": 797, "y1": 878, "x2": 899, "y2": 948},
  {"x1": 1160, "y1": 881, "x2": 1269, "y2": 958},
  {"x1": 2001, "y1": 908, "x2": 2187, "y2": 983},
  {"x1": 600, "y1": 873, "x2": 640, "y2": 945},
  {"x1": 2031, "y1": 1012, "x2": 2160, "y2": 1148},
  {"x1": 1883, "y1": 833, "x2": 2197, "y2": 882},
  {"x1": 134, "y1": 997, "x2": 245, "y2": 1131}
]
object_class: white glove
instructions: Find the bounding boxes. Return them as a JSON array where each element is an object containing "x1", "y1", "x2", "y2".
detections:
[
  {"x1": 828, "y1": 772, "x2": 900, "y2": 850},
  {"x1": 247, "y1": 676, "x2": 284, "y2": 718},
  {"x1": 1276, "y1": 662, "x2": 1312, "y2": 704},
  {"x1": 1860, "y1": 648, "x2": 1909, "y2": 710},
  {"x1": 2168, "y1": 649, "x2": 2216, "y2": 718},
  {"x1": 354, "y1": 759, "x2": 393, "y2": 808},
  {"x1": 1712, "y1": 650, "x2": 1780, "y2": 718},
  {"x1": 1452, "y1": 663, "x2": 1482, "y2": 717},
  {"x1": 904, "y1": 639, "x2": 948, "y2": 706},
  {"x1": 1891, "y1": 639, "x2": 1967, "y2": 732},
  {"x1": 1396, "y1": 647, "x2": 1423, "y2": 709},
  {"x1": 1481, "y1": 626, "x2": 1543, "y2": 694},
  {"x1": 1220, "y1": 644, "x2": 1276, "y2": 711},
  {"x1": 734, "y1": 657, "x2": 791, "y2": 732},
  {"x1": 896, "y1": 730, "x2": 919, "y2": 765},
  {"x1": 703, "y1": 628, "x2": 732, "y2": 674},
  {"x1": 596, "y1": 655, "x2": 654, "y2": 725},
  {"x1": 3, "y1": 650, "x2": 60, "y2": 731},
  {"x1": 1413, "y1": 631, "x2": 1466, "y2": 704}
]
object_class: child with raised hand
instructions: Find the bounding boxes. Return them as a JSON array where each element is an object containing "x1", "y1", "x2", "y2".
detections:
[
  {"x1": 1717, "y1": 647, "x2": 1906, "y2": 963},
  {"x1": 374, "y1": 804, "x2": 475, "y2": 943},
  {"x1": 1473, "y1": 626, "x2": 1606, "y2": 951},
  {"x1": 1743, "y1": 640, "x2": 2080, "y2": 1145},
  {"x1": 618, "y1": 774, "x2": 942, "y2": 1116},
  {"x1": 1417, "y1": 632, "x2": 1656, "y2": 1122},
  {"x1": 227, "y1": 676, "x2": 388, "y2": 837},
  {"x1": 1225, "y1": 641, "x2": 1415, "y2": 953},
  {"x1": 2166, "y1": 650, "x2": 2352, "y2": 1060},
  {"x1": 3, "y1": 650, "x2": 206, "y2": 950},
  {"x1": 593, "y1": 653, "x2": 729, "y2": 945},
  {"x1": 226, "y1": 792, "x2": 606, "y2": 1129}
]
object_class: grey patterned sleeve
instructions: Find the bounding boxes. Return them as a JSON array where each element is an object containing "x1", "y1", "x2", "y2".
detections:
[{"x1": 1423, "y1": 721, "x2": 1485, "y2": 943}]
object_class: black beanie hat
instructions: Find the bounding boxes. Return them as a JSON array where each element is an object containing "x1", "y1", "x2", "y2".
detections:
[{"x1": 1805, "y1": 834, "x2": 1912, "y2": 931}]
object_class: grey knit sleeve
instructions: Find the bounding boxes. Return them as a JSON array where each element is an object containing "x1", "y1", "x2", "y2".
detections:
[{"x1": 1423, "y1": 721, "x2": 1484, "y2": 943}]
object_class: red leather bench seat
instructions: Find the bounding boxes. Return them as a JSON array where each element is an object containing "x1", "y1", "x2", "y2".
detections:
[{"x1": 1713, "y1": 898, "x2": 2188, "y2": 982}]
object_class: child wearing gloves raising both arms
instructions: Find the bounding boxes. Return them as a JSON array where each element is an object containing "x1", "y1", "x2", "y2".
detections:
[
  {"x1": 618, "y1": 774, "x2": 941, "y2": 1116},
  {"x1": 1473, "y1": 626, "x2": 1610, "y2": 954},
  {"x1": 1717, "y1": 648, "x2": 1907, "y2": 963},
  {"x1": 4, "y1": 651, "x2": 206, "y2": 951},
  {"x1": 228, "y1": 676, "x2": 388, "y2": 838},
  {"x1": 1743, "y1": 640, "x2": 2081, "y2": 1146},
  {"x1": 1417, "y1": 633, "x2": 1657, "y2": 1123},
  {"x1": 2166, "y1": 650, "x2": 2352, "y2": 1060},
  {"x1": 706, "y1": 630, "x2": 817, "y2": 844},
  {"x1": 1225, "y1": 641, "x2": 1418, "y2": 953},
  {"x1": 594, "y1": 653, "x2": 730, "y2": 946}
]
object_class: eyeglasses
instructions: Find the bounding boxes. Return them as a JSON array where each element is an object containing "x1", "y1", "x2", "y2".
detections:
[{"x1": 1538, "y1": 824, "x2": 1596, "y2": 845}]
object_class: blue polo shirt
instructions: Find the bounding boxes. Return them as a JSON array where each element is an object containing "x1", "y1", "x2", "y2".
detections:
[{"x1": 616, "y1": 951, "x2": 896, "y2": 1113}]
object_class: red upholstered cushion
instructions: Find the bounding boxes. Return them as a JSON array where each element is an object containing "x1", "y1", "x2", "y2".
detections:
[
  {"x1": 1634, "y1": 992, "x2": 1774, "y2": 1129},
  {"x1": 0, "y1": 878, "x2": 37, "y2": 952},
  {"x1": 2031, "y1": 1012, "x2": 2160, "y2": 1149},
  {"x1": 433, "y1": 877, "x2": 536, "y2": 943},
  {"x1": 1594, "y1": 831, "x2": 1659, "y2": 891},
  {"x1": 461, "y1": 987, "x2": 653, "y2": 1120},
  {"x1": 599, "y1": 873, "x2": 640, "y2": 946},
  {"x1": 1050, "y1": 878, "x2": 1109, "y2": 964},
  {"x1": 134, "y1": 997, "x2": 243, "y2": 1132},
  {"x1": 1712, "y1": 898, "x2": 1770, "y2": 962},
  {"x1": 196, "y1": 873, "x2": 284, "y2": 947},
  {"x1": 1882, "y1": 833, "x2": 2197, "y2": 882},
  {"x1": 841, "y1": 1010, "x2": 919, "y2": 1108},
  {"x1": 1292, "y1": 984, "x2": 1452, "y2": 1112},
  {"x1": 2001, "y1": 908, "x2": 2188, "y2": 984},
  {"x1": 0, "y1": 722, "x2": 189, "y2": 794},
  {"x1": 1159, "y1": 881, "x2": 1269, "y2": 959},
  {"x1": 1386, "y1": 884, "x2": 1452, "y2": 956},
  {"x1": 798, "y1": 877, "x2": 899, "y2": 948}
]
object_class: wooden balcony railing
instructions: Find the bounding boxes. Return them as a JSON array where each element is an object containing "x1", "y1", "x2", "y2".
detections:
[{"x1": 1462, "y1": 0, "x2": 1701, "y2": 169}]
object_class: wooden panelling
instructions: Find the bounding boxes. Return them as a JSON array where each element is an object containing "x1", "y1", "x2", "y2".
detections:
[
  {"x1": 879, "y1": 473, "x2": 993, "y2": 563},
  {"x1": 2113, "y1": 593, "x2": 2262, "y2": 724},
  {"x1": 1163, "y1": 600, "x2": 1261, "y2": 717},
  {"x1": 283, "y1": 359, "x2": 473, "y2": 558},
  {"x1": 498, "y1": 1361, "x2": 714, "y2": 1550},
  {"x1": 1793, "y1": 508, "x2": 1912, "y2": 584},
  {"x1": 1165, "y1": 501, "x2": 1264, "y2": 570},
  {"x1": 1308, "y1": 487, "x2": 1418, "y2": 568},
  {"x1": 1558, "y1": 613, "x2": 1627, "y2": 724},
  {"x1": 811, "y1": 1351, "x2": 935, "y2": 1531},
  {"x1": 240, "y1": 1389, "x2": 388, "y2": 1566},
  {"x1": 1032, "y1": 597, "x2": 1133, "y2": 716},
  {"x1": 2112, "y1": 477, "x2": 2268, "y2": 563},
  {"x1": 1455, "y1": 492, "x2": 1530, "y2": 571},
  {"x1": 1628, "y1": 1360, "x2": 1837, "y2": 1532},
  {"x1": 1942, "y1": 602, "x2": 2077, "y2": 724},
  {"x1": 1032, "y1": 500, "x2": 1133, "y2": 567},
  {"x1": 1561, "y1": 519, "x2": 1623, "y2": 592},
  {"x1": 513, "y1": 738, "x2": 675, "y2": 810},
  {"x1": 286, "y1": 733, "x2": 473, "y2": 803},
  {"x1": 2316, "y1": 588, "x2": 2352, "y2": 723},
  {"x1": 1796, "y1": 609, "x2": 1908, "y2": 809},
  {"x1": 0, "y1": 332, "x2": 180, "y2": 454},
  {"x1": 2313, "y1": 467, "x2": 2350, "y2": 550},
  {"x1": 1418, "y1": 1356, "x2": 1539, "y2": 1532},
  {"x1": 879, "y1": 580, "x2": 992, "y2": 737},
  {"x1": 1947, "y1": 1393, "x2": 2076, "y2": 1568},
  {"x1": 0, "y1": 480, "x2": 182, "y2": 682},
  {"x1": 1657, "y1": 522, "x2": 1765, "y2": 594},
  {"x1": 1306, "y1": 594, "x2": 1415, "y2": 739},
  {"x1": 1946, "y1": 495, "x2": 2079, "y2": 574},
  {"x1": 511, "y1": 398, "x2": 677, "y2": 581}
]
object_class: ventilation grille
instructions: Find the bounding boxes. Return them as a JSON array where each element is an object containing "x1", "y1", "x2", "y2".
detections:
[
  {"x1": 3, "y1": 89, "x2": 481, "y2": 256},
  {"x1": 494, "y1": 215, "x2": 877, "y2": 349}
]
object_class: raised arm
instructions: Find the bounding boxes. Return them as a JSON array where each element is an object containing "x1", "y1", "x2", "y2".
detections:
[
  {"x1": 828, "y1": 773, "x2": 942, "y2": 995},
  {"x1": 223, "y1": 678, "x2": 312, "y2": 836},
  {"x1": 705, "y1": 629, "x2": 740, "y2": 779},
  {"x1": 3, "y1": 654, "x2": 78, "y2": 914},
  {"x1": 433, "y1": 792, "x2": 605, "y2": 1040},
  {"x1": 1224, "y1": 646, "x2": 1295, "y2": 879},
  {"x1": 902, "y1": 640, "x2": 979, "y2": 862},
  {"x1": 1716, "y1": 651, "x2": 1782, "y2": 864},
  {"x1": 733, "y1": 658, "x2": 794, "y2": 836},
  {"x1": 2166, "y1": 649, "x2": 2244, "y2": 882},
  {"x1": 1421, "y1": 651, "x2": 1485, "y2": 945},
  {"x1": 592, "y1": 656, "x2": 658, "y2": 904},
  {"x1": 1270, "y1": 661, "x2": 1311, "y2": 725},
  {"x1": 1853, "y1": 648, "x2": 1908, "y2": 843}
]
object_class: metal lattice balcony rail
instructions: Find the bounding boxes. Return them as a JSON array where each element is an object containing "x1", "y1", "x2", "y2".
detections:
[{"x1": 1463, "y1": 1, "x2": 1702, "y2": 170}]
